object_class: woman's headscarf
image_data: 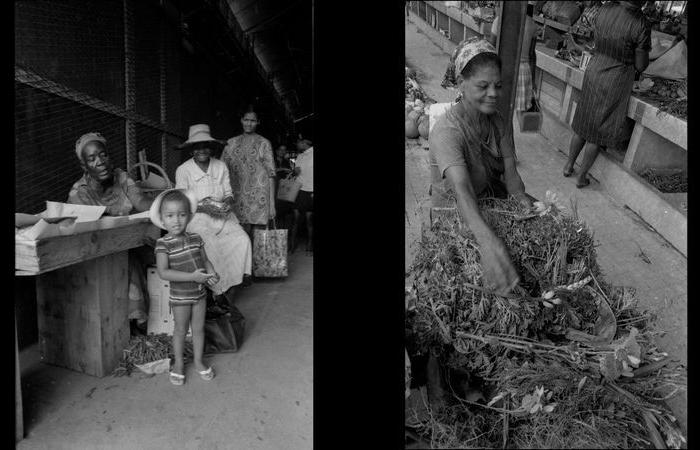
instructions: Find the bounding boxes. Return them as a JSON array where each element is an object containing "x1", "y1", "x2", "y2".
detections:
[
  {"x1": 75, "y1": 132, "x2": 107, "y2": 160},
  {"x1": 441, "y1": 37, "x2": 498, "y2": 92},
  {"x1": 441, "y1": 38, "x2": 506, "y2": 180}
]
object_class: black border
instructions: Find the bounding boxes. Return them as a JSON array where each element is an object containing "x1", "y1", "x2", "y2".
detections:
[{"x1": 313, "y1": 0, "x2": 406, "y2": 447}]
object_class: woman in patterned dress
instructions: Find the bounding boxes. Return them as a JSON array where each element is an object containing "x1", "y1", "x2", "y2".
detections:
[
  {"x1": 222, "y1": 110, "x2": 276, "y2": 237},
  {"x1": 563, "y1": 1, "x2": 651, "y2": 188}
]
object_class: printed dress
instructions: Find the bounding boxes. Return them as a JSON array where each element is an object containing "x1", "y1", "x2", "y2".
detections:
[
  {"x1": 222, "y1": 133, "x2": 276, "y2": 225},
  {"x1": 571, "y1": 3, "x2": 651, "y2": 148},
  {"x1": 175, "y1": 157, "x2": 253, "y2": 293}
]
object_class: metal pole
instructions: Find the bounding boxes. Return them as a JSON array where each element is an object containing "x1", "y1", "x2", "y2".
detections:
[
  {"x1": 495, "y1": 0, "x2": 527, "y2": 129},
  {"x1": 124, "y1": 0, "x2": 137, "y2": 171},
  {"x1": 160, "y1": 16, "x2": 168, "y2": 169}
]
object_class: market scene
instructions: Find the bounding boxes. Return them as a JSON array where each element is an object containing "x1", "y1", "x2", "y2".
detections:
[
  {"x1": 405, "y1": 1, "x2": 687, "y2": 448},
  {"x1": 15, "y1": 1, "x2": 312, "y2": 447}
]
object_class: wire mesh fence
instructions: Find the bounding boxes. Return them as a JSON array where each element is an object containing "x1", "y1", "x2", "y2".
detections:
[{"x1": 15, "y1": 0, "x2": 283, "y2": 214}]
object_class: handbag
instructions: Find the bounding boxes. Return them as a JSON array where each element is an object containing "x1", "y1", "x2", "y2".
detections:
[
  {"x1": 252, "y1": 217, "x2": 289, "y2": 277},
  {"x1": 203, "y1": 299, "x2": 245, "y2": 354},
  {"x1": 277, "y1": 175, "x2": 303, "y2": 203}
]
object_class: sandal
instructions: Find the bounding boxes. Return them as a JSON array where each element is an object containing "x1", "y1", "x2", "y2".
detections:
[
  {"x1": 169, "y1": 371, "x2": 185, "y2": 386},
  {"x1": 198, "y1": 367, "x2": 215, "y2": 381}
]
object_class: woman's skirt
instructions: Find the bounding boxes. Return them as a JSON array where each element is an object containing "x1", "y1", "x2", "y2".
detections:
[{"x1": 187, "y1": 212, "x2": 252, "y2": 295}]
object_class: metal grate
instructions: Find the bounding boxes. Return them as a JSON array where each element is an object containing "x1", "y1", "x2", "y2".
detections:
[{"x1": 14, "y1": 0, "x2": 185, "y2": 214}]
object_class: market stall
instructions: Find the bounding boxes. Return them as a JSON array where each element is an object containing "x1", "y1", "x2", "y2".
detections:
[
  {"x1": 531, "y1": 18, "x2": 687, "y2": 256},
  {"x1": 15, "y1": 212, "x2": 159, "y2": 378}
]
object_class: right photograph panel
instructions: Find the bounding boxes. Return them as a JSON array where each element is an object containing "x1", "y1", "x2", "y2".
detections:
[{"x1": 404, "y1": 1, "x2": 687, "y2": 448}]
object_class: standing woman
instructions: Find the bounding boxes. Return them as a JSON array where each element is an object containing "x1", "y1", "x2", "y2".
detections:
[
  {"x1": 563, "y1": 1, "x2": 651, "y2": 187},
  {"x1": 222, "y1": 110, "x2": 276, "y2": 238},
  {"x1": 175, "y1": 124, "x2": 253, "y2": 306}
]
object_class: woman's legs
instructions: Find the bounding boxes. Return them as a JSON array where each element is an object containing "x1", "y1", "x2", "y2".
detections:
[
  {"x1": 171, "y1": 305, "x2": 192, "y2": 375},
  {"x1": 576, "y1": 142, "x2": 601, "y2": 187},
  {"x1": 564, "y1": 133, "x2": 586, "y2": 176},
  {"x1": 190, "y1": 298, "x2": 208, "y2": 372}
]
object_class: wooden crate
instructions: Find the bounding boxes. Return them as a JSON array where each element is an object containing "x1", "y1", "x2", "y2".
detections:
[
  {"x1": 16, "y1": 222, "x2": 159, "y2": 275},
  {"x1": 36, "y1": 252, "x2": 129, "y2": 377}
]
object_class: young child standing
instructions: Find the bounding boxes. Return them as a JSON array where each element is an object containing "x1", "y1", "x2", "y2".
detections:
[{"x1": 149, "y1": 188, "x2": 219, "y2": 385}]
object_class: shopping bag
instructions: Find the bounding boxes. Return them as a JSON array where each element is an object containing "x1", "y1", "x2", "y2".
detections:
[
  {"x1": 203, "y1": 304, "x2": 245, "y2": 354},
  {"x1": 644, "y1": 40, "x2": 687, "y2": 81},
  {"x1": 252, "y1": 222, "x2": 288, "y2": 277},
  {"x1": 277, "y1": 176, "x2": 302, "y2": 203}
]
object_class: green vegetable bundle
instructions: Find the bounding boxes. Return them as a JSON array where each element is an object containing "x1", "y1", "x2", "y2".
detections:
[{"x1": 406, "y1": 196, "x2": 686, "y2": 448}]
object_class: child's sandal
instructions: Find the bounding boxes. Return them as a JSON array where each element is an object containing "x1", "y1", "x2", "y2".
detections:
[
  {"x1": 169, "y1": 371, "x2": 185, "y2": 386},
  {"x1": 198, "y1": 367, "x2": 215, "y2": 381}
]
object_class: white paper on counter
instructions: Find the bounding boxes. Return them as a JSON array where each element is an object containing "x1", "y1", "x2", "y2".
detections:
[
  {"x1": 44, "y1": 201, "x2": 106, "y2": 223},
  {"x1": 128, "y1": 211, "x2": 151, "y2": 221}
]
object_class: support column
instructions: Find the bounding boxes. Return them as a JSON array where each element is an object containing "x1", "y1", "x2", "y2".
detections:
[
  {"x1": 495, "y1": 1, "x2": 526, "y2": 126},
  {"x1": 124, "y1": 0, "x2": 136, "y2": 172},
  {"x1": 159, "y1": 16, "x2": 168, "y2": 169}
]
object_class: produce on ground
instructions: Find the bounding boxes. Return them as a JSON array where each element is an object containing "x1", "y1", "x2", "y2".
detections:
[
  {"x1": 113, "y1": 334, "x2": 193, "y2": 376},
  {"x1": 406, "y1": 195, "x2": 686, "y2": 449},
  {"x1": 639, "y1": 168, "x2": 687, "y2": 193}
]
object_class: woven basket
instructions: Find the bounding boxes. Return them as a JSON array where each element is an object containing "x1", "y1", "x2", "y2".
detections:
[{"x1": 128, "y1": 162, "x2": 172, "y2": 197}]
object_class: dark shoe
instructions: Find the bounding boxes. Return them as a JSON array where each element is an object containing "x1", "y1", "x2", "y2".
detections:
[
  {"x1": 563, "y1": 166, "x2": 574, "y2": 177},
  {"x1": 576, "y1": 177, "x2": 590, "y2": 188}
]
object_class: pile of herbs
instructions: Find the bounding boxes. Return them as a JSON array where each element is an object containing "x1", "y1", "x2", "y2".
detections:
[
  {"x1": 113, "y1": 334, "x2": 193, "y2": 377},
  {"x1": 406, "y1": 196, "x2": 686, "y2": 448},
  {"x1": 636, "y1": 77, "x2": 687, "y2": 120},
  {"x1": 640, "y1": 168, "x2": 687, "y2": 193}
]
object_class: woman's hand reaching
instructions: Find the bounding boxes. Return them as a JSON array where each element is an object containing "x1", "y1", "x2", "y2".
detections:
[{"x1": 479, "y1": 234, "x2": 520, "y2": 295}]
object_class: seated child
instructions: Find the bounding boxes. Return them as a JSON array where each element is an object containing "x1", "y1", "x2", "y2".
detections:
[{"x1": 149, "y1": 188, "x2": 219, "y2": 385}]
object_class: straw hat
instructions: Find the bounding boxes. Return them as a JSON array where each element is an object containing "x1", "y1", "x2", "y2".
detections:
[
  {"x1": 149, "y1": 188, "x2": 199, "y2": 230},
  {"x1": 176, "y1": 124, "x2": 225, "y2": 149}
]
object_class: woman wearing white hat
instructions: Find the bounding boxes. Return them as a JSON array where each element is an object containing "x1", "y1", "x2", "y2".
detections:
[{"x1": 175, "y1": 124, "x2": 253, "y2": 306}]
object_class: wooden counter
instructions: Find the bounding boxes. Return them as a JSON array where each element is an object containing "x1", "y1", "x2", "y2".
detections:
[
  {"x1": 15, "y1": 221, "x2": 160, "y2": 377},
  {"x1": 534, "y1": 44, "x2": 687, "y2": 171}
]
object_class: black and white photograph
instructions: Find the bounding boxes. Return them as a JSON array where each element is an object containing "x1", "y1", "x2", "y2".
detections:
[
  {"x1": 15, "y1": 0, "x2": 312, "y2": 447},
  {"x1": 404, "y1": 1, "x2": 687, "y2": 448}
]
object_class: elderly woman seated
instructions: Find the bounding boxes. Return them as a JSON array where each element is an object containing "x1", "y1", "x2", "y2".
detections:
[
  {"x1": 67, "y1": 132, "x2": 154, "y2": 331},
  {"x1": 174, "y1": 124, "x2": 253, "y2": 307}
]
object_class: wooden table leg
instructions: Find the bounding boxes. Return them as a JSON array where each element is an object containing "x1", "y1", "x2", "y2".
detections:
[
  {"x1": 16, "y1": 322, "x2": 23, "y2": 443},
  {"x1": 36, "y1": 251, "x2": 129, "y2": 377}
]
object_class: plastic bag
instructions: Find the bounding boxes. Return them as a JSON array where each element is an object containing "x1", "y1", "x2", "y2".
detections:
[
  {"x1": 644, "y1": 40, "x2": 687, "y2": 80},
  {"x1": 204, "y1": 305, "x2": 245, "y2": 354},
  {"x1": 135, "y1": 358, "x2": 171, "y2": 375}
]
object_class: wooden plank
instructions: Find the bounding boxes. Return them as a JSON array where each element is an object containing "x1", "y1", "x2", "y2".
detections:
[
  {"x1": 16, "y1": 222, "x2": 160, "y2": 275},
  {"x1": 36, "y1": 252, "x2": 130, "y2": 377},
  {"x1": 626, "y1": 96, "x2": 687, "y2": 150}
]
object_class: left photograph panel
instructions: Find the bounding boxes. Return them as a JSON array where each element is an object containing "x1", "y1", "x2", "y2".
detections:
[{"x1": 15, "y1": 0, "x2": 313, "y2": 447}]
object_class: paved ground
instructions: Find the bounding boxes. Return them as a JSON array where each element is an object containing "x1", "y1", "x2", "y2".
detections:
[
  {"x1": 405, "y1": 18, "x2": 687, "y2": 432},
  {"x1": 18, "y1": 252, "x2": 313, "y2": 450}
]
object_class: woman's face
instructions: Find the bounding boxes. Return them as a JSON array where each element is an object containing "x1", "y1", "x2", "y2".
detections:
[
  {"x1": 192, "y1": 145, "x2": 212, "y2": 163},
  {"x1": 81, "y1": 141, "x2": 113, "y2": 182},
  {"x1": 241, "y1": 112, "x2": 259, "y2": 133},
  {"x1": 459, "y1": 64, "x2": 502, "y2": 115}
]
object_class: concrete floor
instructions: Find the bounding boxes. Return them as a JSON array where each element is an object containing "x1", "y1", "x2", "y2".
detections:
[
  {"x1": 18, "y1": 251, "x2": 313, "y2": 450},
  {"x1": 405, "y1": 18, "x2": 687, "y2": 432}
]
